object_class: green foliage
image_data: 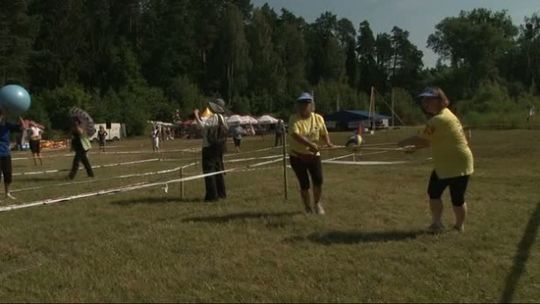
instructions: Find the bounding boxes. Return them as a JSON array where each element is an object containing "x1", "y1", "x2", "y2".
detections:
[
  {"x1": 0, "y1": 3, "x2": 538, "y2": 133},
  {"x1": 428, "y1": 9, "x2": 518, "y2": 89},
  {"x1": 388, "y1": 88, "x2": 425, "y2": 125},
  {"x1": 168, "y1": 76, "x2": 204, "y2": 114},
  {"x1": 0, "y1": 0, "x2": 38, "y2": 84},
  {"x1": 35, "y1": 84, "x2": 92, "y2": 131},
  {"x1": 459, "y1": 82, "x2": 539, "y2": 128},
  {"x1": 313, "y1": 81, "x2": 368, "y2": 114}
]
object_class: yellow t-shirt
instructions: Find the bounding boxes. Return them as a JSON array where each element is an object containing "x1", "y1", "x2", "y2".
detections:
[
  {"x1": 420, "y1": 108, "x2": 474, "y2": 179},
  {"x1": 288, "y1": 113, "x2": 328, "y2": 156}
]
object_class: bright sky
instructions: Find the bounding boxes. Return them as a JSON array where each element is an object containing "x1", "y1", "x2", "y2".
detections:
[{"x1": 252, "y1": 0, "x2": 540, "y2": 67}]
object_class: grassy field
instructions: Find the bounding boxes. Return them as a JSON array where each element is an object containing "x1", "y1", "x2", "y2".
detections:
[{"x1": 0, "y1": 128, "x2": 539, "y2": 302}]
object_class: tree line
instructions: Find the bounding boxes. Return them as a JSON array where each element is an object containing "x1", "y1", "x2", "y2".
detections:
[{"x1": 1, "y1": 0, "x2": 539, "y2": 135}]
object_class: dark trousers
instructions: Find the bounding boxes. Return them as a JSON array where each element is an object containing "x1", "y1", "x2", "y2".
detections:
[
  {"x1": 275, "y1": 133, "x2": 283, "y2": 146},
  {"x1": 69, "y1": 150, "x2": 94, "y2": 179},
  {"x1": 202, "y1": 146, "x2": 226, "y2": 201}
]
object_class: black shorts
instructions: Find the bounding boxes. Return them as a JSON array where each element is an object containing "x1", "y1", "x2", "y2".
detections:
[
  {"x1": 233, "y1": 138, "x2": 241, "y2": 147},
  {"x1": 30, "y1": 139, "x2": 41, "y2": 154},
  {"x1": 0, "y1": 156, "x2": 12, "y2": 184},
  {"x1": 290, "y1": 155, "x2": 323, "y2": 190},
  {"x1": 428, "y1": 171, "x2": 470, "y2": 206}
]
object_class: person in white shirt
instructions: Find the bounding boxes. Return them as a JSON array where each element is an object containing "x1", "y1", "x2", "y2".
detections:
[
  {"x1": 194, "y1": 98, "x2": 229, "y2": 202},
  {"x1": 151, "y1": 125, "x2": 160, "y2": 152},
  {"x1": 28, "y1": 123, "x2": 43, "y2": 166},
  {"x1": 527, "y1": 105, "x2": 536, "y2": 122}
]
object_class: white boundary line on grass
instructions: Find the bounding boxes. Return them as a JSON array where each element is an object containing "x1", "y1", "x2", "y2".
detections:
[
  {"x1": 14, "y1": 158, "x2": 160, "y2": 176},
  {"x1": 0, "y1": 151, "x2": 426, "y2": 213},
  {"x1": 0, "y1": 169, "x2": 237, "y2": 213},
  {"x1": 0, "y1": 156, "x2": 286, "y2": 213},
  {"x1": 11, "y1": 147, "x2": 202, "y2": 161},
  {"x1": 324, "y1": 160, "x2": 410, "y2": 165},
  {"x1": 11, "y1": 163, "x2": 198, "y2": 194}
]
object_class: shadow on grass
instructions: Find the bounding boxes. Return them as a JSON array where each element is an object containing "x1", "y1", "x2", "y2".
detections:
[
  {"x1": 183, "y1": 211, "x2": 301, "y2": 223},
  {"x1": 286, "y1": 230, "x2": 427, "y2": 245},
  {"x1": 500, "y1": 202, "x2": 540, "y2": 303},
  {"x1": 111, "y1": 197, "x2": 202, "y2": 206},
  {"x1": 17, "y1": 176, "x2": 68, "y2": 182}
]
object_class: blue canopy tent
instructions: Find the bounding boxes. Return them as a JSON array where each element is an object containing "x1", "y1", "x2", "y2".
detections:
[{"x1": 324, "y1": 110, "x2": 391, "y2": 131}]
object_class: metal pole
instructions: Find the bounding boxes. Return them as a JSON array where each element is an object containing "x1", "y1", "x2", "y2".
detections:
[
  {"x1": 180, "y1": 167, "x2": 185, "y2": 200},
  {"x1": 282, "y1": 124, "x2": 288, "y2": 201},
  {"x1": 391, "y1": 88, "x2": 395, "y2": 128}
]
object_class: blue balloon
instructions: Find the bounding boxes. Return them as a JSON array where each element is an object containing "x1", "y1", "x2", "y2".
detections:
[{"x1": 0, "y1": 84, "x2": 31, "y2": 115}]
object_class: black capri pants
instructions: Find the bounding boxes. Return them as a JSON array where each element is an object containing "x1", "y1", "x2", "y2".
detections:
[
  {"x1": 0, "y1": 156, "x2": 13, "y2": 184},
  {"x1": 30, "y1": 139, "x2": 41, "y2": 154},
  {"x1": 290, "y1": 154, "x2": 323, "y2": 190},
  {"x1": 428, "y1": 171, "x2": 470, "y2": 206}
]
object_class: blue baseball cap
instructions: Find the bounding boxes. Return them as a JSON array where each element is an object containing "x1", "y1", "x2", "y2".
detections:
[
  {"x1": 296, "y1": 92, "x2": 313, "y2": 103},
  {"x1": 418, "y1": 87, "x2": 440, "y2": 99}
]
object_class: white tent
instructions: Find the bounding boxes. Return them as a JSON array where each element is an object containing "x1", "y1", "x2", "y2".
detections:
[
  {"x1": 227, "y1": 115, "x2": 246, "y2": 125},
  {"x1": 241, "y1": 115, "x2": 259, "y2": 125},
  {"x1": 257, "y1": 115, "x2": 278, "y2": 124}
]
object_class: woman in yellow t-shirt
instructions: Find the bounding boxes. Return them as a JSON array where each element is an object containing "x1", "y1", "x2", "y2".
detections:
[
  {"x1": 288, "y1": 92, "x2": 335, "y2": 215},
  {"x1": 399, "y1": 87, "x2": 473, "y2": 232}
]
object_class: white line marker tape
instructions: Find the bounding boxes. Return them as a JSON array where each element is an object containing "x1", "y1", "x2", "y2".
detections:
[
  {"x1": 324, "y1": 153, "x2": 354, "y2": 161},
  {"x1": 14, "y1": 158, "x2": 160, "y2": 176},
  {"x1": 323, "y1": 160, "x2": 410, "y2": 165},
  {"x1": 12, "y1": 165, "x2": 188, "y2": 193},
  {"x1": 224, "y1": 154, "x2": 282, "y2": 164},
  {"x1": 0, "y1": 158, "x2": 280, "y2": 213},
  {"x1": 0, "y1": 169, "x2": 236, "y2": 213}
]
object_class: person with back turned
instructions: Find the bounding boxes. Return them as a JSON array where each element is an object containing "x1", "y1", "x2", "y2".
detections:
[{"x1": 194, "y1": 98, "x2": 229, "y2": 202}]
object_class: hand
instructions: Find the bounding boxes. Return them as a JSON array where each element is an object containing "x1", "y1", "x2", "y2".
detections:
[
  {"x1": 19, "y1": 117, "x2": 28, "y2": 128},
  {"x1": 193, "y1": 109, "x2": 199, "y2": 116},
  {"x1": 308, "y1": 143, "x2": 319, "y2": 153}
]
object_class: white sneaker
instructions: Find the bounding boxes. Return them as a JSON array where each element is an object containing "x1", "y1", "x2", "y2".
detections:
[
  {"x1": 315, "y1": 203, "x2": 325, "y2": 215},
  {"x1": 6, "y1": 193, "x2": 16, "y2": 200}
]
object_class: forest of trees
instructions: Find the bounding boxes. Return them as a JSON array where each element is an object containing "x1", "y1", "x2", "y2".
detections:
[{"x1": 1, "y1": 0, "x2": 539, "y2": 135}]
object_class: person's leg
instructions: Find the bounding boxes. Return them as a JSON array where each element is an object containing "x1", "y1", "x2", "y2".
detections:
[
  {"x1": 452, "y1": 203, "x2": 467, "y2": 231},
  {"x1": 290, "y1": 156, "x2": 312, "y2": 213},
  {"x1": 449, "y1": 176, "x2": 470, "y2": 232},
  {"x1": 30, "y1": 141, "x2": 38, "y2": 166},
  {"x1": 300, "y1": 189, "x2": 311, "y2": 212},
  {"x1": 308, "y1": 157, "x2": 324, "y2": 214},
  {"x1": 427, "y1": 171, "x2": 447, "y2": 229},
  {"x1": 69, "y1": 152, "x2": 82, "y2": 179},
  {"x1": 429, "y1": 199, "x2": 444, "y2": 226},
  {"x1": 80, "y1": 151, "x2": 94, "y2": 177},
  {"x1": 3, "y1": 156, "x2": 13, "y2": 199},
  {"x1": 216, "y1": 153, "x2": 226, "y2": 199},
  {"x1": 37, "y1": 142, "x2": 43, "y2": 166},
  {"x1": 202, "y1": 148, "x2": 218, "y2": 201}
]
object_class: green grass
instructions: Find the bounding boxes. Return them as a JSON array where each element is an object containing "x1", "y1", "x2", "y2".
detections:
[{"x1": 0, "y1": 129, "x2": 539, "y2": 302}]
